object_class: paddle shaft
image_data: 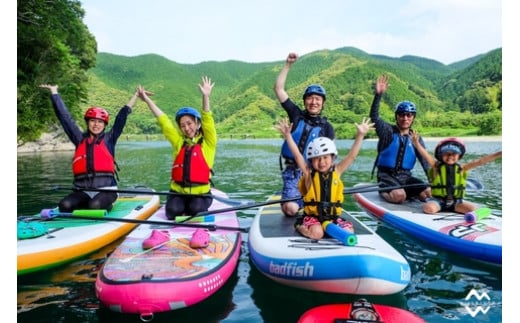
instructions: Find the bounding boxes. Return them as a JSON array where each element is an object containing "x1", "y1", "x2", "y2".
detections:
[
  {"x1": 344, "y1": 182, "x2": 430, "y2": 194},
  {"x1": 196, "y1": 182, "x2": 433, "y2": 217},
  {"x1": 195, "y1": 196, "x2": 301, "y2": 217},
  {"x1": 53, "y1": 187, "x2": 252, "y2": 206},
  {"x1": 52, "y1": 213, "x2": 249, "y2": 232}
]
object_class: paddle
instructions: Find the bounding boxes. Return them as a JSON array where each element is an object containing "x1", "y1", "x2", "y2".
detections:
[
  {"x1": 346, "y1": 178, "x2": 484, "y2": 194},
  {"x1": 344, "y1": 182, "x2": 430, "y2": 194},
  {"x1": 194, "y1": 196, "x2": 301, "y2": 217},
  {"x1": 52, "y1": 186, "x2": 254, "y2": 206},
  {"x1": 432, "y1": 207, "x2": 493, "y2": 222},
  {"x1": 464, "y1": 207, "x2": 492, "y2": 223},
  {"x1": 35, "y1": 209, "x2": 249, "y2": 232},
  {"x1": 191, "y1": 182, "x2": 434, "y2": 219}
]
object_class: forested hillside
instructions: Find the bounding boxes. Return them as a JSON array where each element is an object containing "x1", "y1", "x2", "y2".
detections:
[
  {"x1": 83, "y1": 48, "x2": 502, "y2": 139},
  {"x1": 17, "y1": 0, "x2": 501, "y2": 143}
]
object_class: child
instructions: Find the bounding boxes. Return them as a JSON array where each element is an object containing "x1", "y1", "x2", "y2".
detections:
[
  {"x1": 411, "y1": 133, "x2": 502, "y2": 214},
  {"x1": 275, "y1": 117, "x2": 374, "y2": 240}
]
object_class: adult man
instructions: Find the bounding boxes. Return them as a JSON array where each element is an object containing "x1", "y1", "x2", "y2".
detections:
[
  {"x1": 369, "y1": 75, "x2": 431, "y2": 203},
  {"x1": 273, "y1": 52, "x2": 335, "y2": 216}
]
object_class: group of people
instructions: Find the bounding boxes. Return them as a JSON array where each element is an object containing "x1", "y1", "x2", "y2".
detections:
[
  {"x1": 39, "y1": 76, "x2": 216, "y2": 220},
  {"x1": 272, "y1": 53, "x2": 501, "y2": 240},
  {"x1": 40, "y1": 52, "x2": 502, "y2": 241}
]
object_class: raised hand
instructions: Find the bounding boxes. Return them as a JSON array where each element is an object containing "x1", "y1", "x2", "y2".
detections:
[
  {"x1": 39, "y1": 84, "x2": 58, "y2": 94},
  {"x1": 286, "y1": 53, "x2": 298, "y2": 65},
  {"x1": 375, "y1": 75, "x2": 389, "y2": 95},
  {"x1": 274, "y1": 118, "x2": 292, "y2": 137},
  {"x1": 355, "y1": 117, "x2": 375, "y2": 136},
  {"x1": 198, "y1": 76, "x2": 214, "y2": 97}
]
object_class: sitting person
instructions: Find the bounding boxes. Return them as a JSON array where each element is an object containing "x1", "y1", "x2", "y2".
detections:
[
  {"x1": 39, "y1": 84, "x2": 139, "y2": 212},
  {"x1": 411, "y1": 133, "x2": 502, "y2": 214},
  {"x1": 137, "y1": 76, "x2": 216, "y2": 219},
  {"x1": 369, "y1": 75, "x2": 432, "y2": 203},
  {"x1": 275, "y1": 117, "x2": 374, "y2": 240}
]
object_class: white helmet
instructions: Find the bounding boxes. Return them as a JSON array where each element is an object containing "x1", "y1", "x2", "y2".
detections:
[{"x1": 306, "y1": 137, "x2": 337, "y2": 159}]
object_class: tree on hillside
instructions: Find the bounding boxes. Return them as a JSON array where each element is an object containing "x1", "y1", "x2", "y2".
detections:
[{"x1": 17, "y1": 0, "x2": 97, "y2": 143}]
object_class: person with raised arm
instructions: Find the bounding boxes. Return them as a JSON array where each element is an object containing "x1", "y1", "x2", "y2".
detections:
[
  {"x1": 411, "y1": 133, "x2": 502, "y2": 215},
  {"x1": 274, "y1": 52, "x2": 335, "y2": 217},
  {"x1": 369, "y1": 75, "x2": 431, "y2": 204},
  {"x1": 137, "y1": 76, "x2": 217, "y2": 219},
  {"x1": 39, "y1": 84, "x2": 139, "y2": 212},
  {"x1": 275, "y1": 117, "x2": 373, "y2": 240}
]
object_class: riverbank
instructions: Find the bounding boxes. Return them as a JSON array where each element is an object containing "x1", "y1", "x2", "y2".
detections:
[{"x1": 16, "y1": 132, "x2": 502, "y2": 154}]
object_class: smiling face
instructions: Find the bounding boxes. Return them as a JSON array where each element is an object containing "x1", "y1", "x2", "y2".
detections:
[
  {"x1": 441, "y1": 151, "x2": 461, "y2": 165},
  {"x1": 310, "y1": 154, "x2": 334, "y2": 173},
  {"x1": 178, "y1": 115, "x2": 200, "y2": 139},
  {"x1": 87, "y1": 118, "x2": 106, "y2": 136},
  {"x1": 395, "y1": 112, "x2": 415, "y2": 130},
  {"x1": 304, "y1": 94, "x2": 324, "y2": 116}
]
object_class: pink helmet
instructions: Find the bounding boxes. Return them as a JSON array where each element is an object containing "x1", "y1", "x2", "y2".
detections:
[
  {"x1": 84, "y1": 107, "x2": 109, "y2": 124},
  {"x1": 434, "y1": 137, "x2": 466, "y2": 161}
]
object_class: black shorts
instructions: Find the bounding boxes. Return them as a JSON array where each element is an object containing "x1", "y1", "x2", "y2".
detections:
[{"x1": 378, "y1": 172, "x2": 428, "y2": 199}]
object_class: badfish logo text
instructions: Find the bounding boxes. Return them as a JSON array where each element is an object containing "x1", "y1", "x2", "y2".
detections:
[
  {"x1": 269, "y1": 261, "x2": 314, "y2": 277},
  {"x1": 460, "y1": 289, "x2": 491, "y2": 317}
]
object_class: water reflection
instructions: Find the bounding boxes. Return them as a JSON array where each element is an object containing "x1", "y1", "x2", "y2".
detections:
[{"x1": 17, "y1": 139, "x2": 502, "y2": 322}]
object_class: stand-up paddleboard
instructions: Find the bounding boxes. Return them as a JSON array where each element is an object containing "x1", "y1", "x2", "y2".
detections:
[
  {"x1": 17, "y1": 187, "x2": 160, "y2": 275},
  {"x1": 298, "y1": 299, "x2": 425, "y2": 323},
  {"x1": 248, "y1": 194, "x2": 411, "y2": 295},
  {"x1": 95, "y1": 188, "x2": 242, "y2": 321},
  {"x1": 353, "y1": 182, "x2": 501, "y2": 265}
]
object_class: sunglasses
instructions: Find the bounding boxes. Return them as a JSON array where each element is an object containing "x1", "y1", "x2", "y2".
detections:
[{"x1": 397, "y1": 112, "x2": 415, "y2": 119}]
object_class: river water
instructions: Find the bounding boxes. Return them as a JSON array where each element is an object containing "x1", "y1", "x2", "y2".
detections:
[{"x1": 17, "y1": 139, "x2": 503, "y2": 322}]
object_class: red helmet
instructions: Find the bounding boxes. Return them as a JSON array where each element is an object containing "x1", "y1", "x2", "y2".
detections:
[
  {"x1": 434, "y1": 137, "x2": 466, "y2": 161},
  {"x1": 84, "y1": 107, "x2": 109, "y2": 124}
]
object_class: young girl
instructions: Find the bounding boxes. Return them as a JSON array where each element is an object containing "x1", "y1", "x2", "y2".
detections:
[
  {"x1": 411, "y1": 133, "x2": 502, "y2": 214},
  {"x1": 275, "y1": 117, "x2": 374, "y2": 240}
]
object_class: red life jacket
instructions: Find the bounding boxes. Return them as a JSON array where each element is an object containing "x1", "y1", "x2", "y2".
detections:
[
  {"x1": 72, "y1": 135, "x2": 115, "y2": 179},
  {"x1": 171, "y1": 140, "x2": 211, "y2": 186}
]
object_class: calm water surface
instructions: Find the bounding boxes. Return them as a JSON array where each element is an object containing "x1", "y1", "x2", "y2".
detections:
[{"x1": 17, "y1": 139, "x2": 503, "y2": 322}]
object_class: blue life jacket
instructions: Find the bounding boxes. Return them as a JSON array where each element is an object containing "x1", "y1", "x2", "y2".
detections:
[
  {"x1": 377, "y1": 133, "x2": 417, "y2": 172},
  {"x1": 281, "y1": 119, "x2": 322, "y2": 163}
]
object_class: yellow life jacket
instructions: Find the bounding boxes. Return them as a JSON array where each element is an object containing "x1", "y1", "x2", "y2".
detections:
[
  {"x1": 428, "y1": 163, "x2": 467, "y2": 199},
  {"x1": 299, "y1": 169, "x2": 344, "y2": 220}
]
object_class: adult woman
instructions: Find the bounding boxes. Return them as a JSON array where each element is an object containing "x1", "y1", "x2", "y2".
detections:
[
  {"x1": 39, "y1": 84, "x2": 138, "y2": 212},
  {"x1": 137, "y1": 76, "x2": 216, "y2": 219}
]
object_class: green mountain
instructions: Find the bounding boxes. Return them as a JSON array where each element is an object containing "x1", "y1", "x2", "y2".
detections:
[{"x1": 85, "y1": 47, "x2": 502, "y2": 139}]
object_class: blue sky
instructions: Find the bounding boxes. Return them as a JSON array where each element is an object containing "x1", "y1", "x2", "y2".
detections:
[{"x1": 81, "y1": 0, "x2": 502, "y2": 65}]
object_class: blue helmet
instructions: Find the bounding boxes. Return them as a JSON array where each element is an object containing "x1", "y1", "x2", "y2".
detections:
[
  {"x1": 175, "y1": 107, "x2": 201, "y2": 123},
  {"x1": 395, "y1": 101, "x2": 417, "y2": 114},
  {"x1": 303, "y1": 84, "x2": 326, "y2": 101}
]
